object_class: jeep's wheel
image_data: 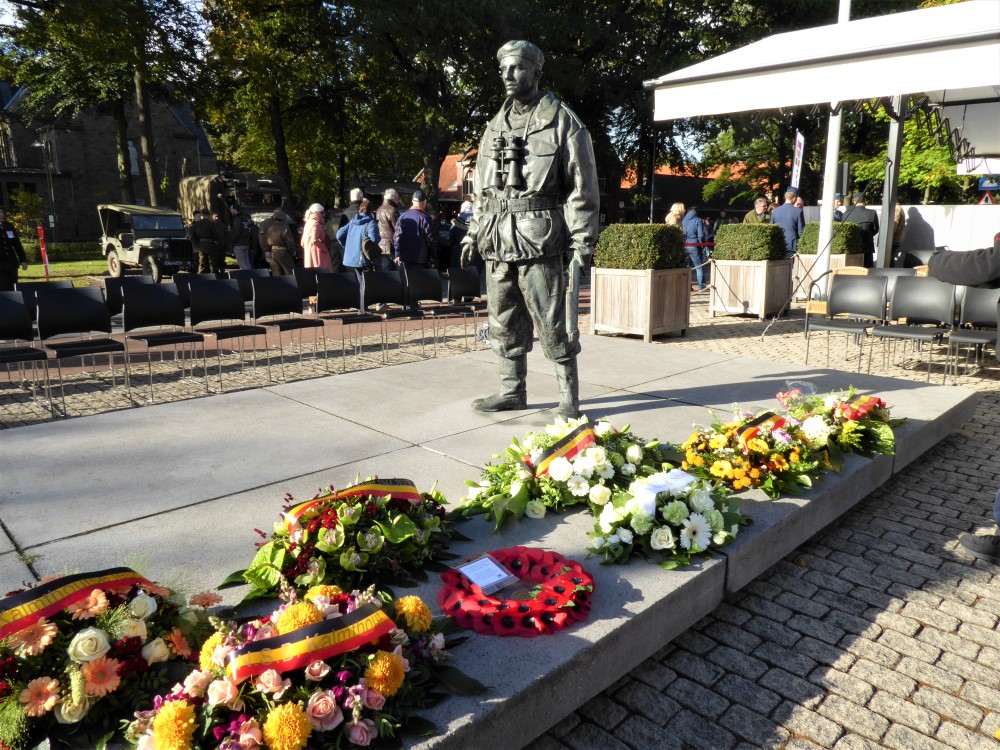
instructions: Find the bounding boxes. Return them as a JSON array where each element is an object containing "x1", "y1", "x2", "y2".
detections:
[
  {"x1": 142, "y1": 255, "x2": 163, "y2": 284},
  {"x1": 107, "y1": 249, "x2": 123, "y2": 278}
]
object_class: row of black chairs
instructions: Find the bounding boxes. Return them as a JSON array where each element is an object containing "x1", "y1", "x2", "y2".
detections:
[{"x1": 805, "y1": 273, "x2": 1000, "y2": 382}]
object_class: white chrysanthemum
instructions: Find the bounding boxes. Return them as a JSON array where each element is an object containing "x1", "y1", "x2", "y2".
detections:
[
  {"x1": 589, "y1": 484, "x2": 612, "y2": 506},
  {"x1": 567, "y1": 475, "x2": 590, "y2": 497},
  {"x1": 801, "y1": 415, "x2": 834, "y2": 448},
  {"x1": 650, "y1": 526, "x2": 675, "y2": 551},
  {"x1": 585, "y1": 446, "x2": 608, "y2": 464},
  {"x1": 626, "y1": 444, "x2": 644, "y2": 464},
  {"x1": 594, "y1": 461, "x2": 615, "y2": 480},
  {"x1": 573, "y1": 456, "x2": 595, "y2": 478},
  {"x1": 680, "y1": 513, "x2": 712, "y2": 551},
  {"x1": 525, "y1": 500, "x2": 547, "y2": 519},
  {"x1": 548, "y1": 457, "x2": 574, "y2": 482},
  {"x1": 618, "y1": 528, "x2": 634, "y2": 545},
  {"x1": 630, "y1": 512, "x2": 654, "y2": 536},
  {"x1": 621, "y1": 463, "x2": 636, "y2": 476},
  {"x1": 594, "y1": 421, "x2": 614, "y2": 437},
  {"x1": 687, "y1": 488, "x2": 715, "y2": 514},
  {"x1": 599, "y1": 503, "x2": 621, "y2": 533}
]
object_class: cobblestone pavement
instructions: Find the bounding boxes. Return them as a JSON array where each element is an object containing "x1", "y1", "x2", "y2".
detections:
[{"x1": 3, "y1": 294, "x2": 999, "y2": 750}]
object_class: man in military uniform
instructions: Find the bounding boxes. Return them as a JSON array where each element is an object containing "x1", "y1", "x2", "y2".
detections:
[
  {"x1": 460, "y1": 40, "x2": 599, "y2": 419},
  {"x1": 0, "y1": 207, "x2": 28, "y2": 292},
  {"x1": 187, "y1": 210, "x2": 219, "y2": 275}
]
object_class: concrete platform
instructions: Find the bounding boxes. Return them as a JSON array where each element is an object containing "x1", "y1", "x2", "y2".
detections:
[{"x1": 0, "y1": 334, "x2": 977, "y2": 748}]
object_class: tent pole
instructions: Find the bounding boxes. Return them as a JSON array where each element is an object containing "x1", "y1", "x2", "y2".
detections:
[{"x1": 878, "y1": 94, "x2": 906, "y2": 268}]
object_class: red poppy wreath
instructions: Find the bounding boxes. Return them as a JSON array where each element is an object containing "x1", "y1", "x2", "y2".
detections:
[{"x1": 438, "y1": 546, "x2": 594, "y2": 637}]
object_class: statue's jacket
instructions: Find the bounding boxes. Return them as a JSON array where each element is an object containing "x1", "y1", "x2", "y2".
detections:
[{"x1": 468, "y1": 91, "x2": 600, "y2": 263}]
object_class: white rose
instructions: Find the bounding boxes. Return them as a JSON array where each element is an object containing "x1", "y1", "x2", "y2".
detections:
[
  {"x1": 141, "y1": 637, "x2": 171, "y2": 665},
  {"x1": 129, "y1": 592, "x2": 158, "y2": 620},
  {"x1": 621, "y1": 463, "x2": 636, "y2": 476},
  {"x1": 67, "y1": 627, "x2": 111, "y2": 663},
  {"x1": 626, "y1": 444, "x2": 644, "y2": 464},
  {"x1": 688, "y1": 488, "x2": 715, "y2": 514},
  {"x1": 618, "y1": 528, "x2": 634, "y2": 545},
  {"x1": 54, "y1": 698, "x2": 90, "y2": 724},
  {"x1": 591, "y1": 536, "x2": 606, "y2": 550},
  {"x1": 525, "y1": 500, "x2": 547, "y2": 519},
  {"x1": 119, "y1": 618, "x2": 148, "y2": 644},
  {"x1": 594, "y1": 421, "x2": 614, "y2": 437},
  {"x1": 650, "y1": 526, "x2": 676, "y2": 551},
  {"x1": 547, "y1": 457, "x2": 573, "y2": 482},
  {"x1": 573, "y1": 457, "x2": 595, "y2": 478},
  {"x1": 607, "y1": 534, "x2": 620, "y2": 545},
  {"x1": 599, "y1": 503, "x2": 621, "y2": 533},
  {"x1": 585, "y1": 446, "x2": 607, "y2": 465},
  {"x1": 589, "y1": 484, "x2": 612, "y2": 506}
]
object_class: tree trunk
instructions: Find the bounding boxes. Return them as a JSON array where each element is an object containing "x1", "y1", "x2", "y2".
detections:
[
  {"x1": 133, "y1": 58, "x2": 160, "y2": 206},
  {"x1": 420, "y1": 132, "x2": 452, "y2": 216},
  {"x1": 268, "y1": 92, "x2": 294, "y2": 205},
  {"x1": 112, "y1": 97, "x2": 135, "y2": 204}
]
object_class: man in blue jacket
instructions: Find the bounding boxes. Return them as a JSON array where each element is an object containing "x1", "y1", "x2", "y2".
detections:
[
  {"x1": 771, "y1": 189, "x2": 805, "y2": 259},
  {"x1": 682, "y1": 207, "x2": 709, "y2": 292},
  {"x1": 393, "y1": 190, "x2": 437, "y2": 271}
]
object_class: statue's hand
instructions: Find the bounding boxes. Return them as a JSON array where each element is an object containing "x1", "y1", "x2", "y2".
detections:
[
  {"x1": 460, "y1": 238, "x2": 479, "y2": 268},
  {"x1": 568, "y1": 249, "x2": 589, "y2": 275}
]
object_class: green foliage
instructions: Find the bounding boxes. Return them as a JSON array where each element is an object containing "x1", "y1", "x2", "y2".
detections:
[
  {"x1": 6, "y1": 189, "x2": 44, "y2": 240},
  {"x1": 712, "y1": 224, "x2": 786, "y2": 261},
  {"x1": 593, "y1": 224, "x2": 686, "y2": 269},
  {"x1": 21, "y1": 241, "x2": 102, "y2": 263},
  {"x1": 798, "y1": 222, "x2": 863, "y2": 255}
]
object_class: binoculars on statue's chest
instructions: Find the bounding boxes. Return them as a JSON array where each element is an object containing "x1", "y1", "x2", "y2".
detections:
[{"x1": 489, "y1": 135, "x2": 526, "y2": 190}]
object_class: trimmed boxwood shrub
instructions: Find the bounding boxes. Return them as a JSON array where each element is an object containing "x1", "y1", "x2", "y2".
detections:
[
  {"x1": 594, "y1": 223, "x2": 686, "y2": 270},
  {"x1": 798, "y1": 221, "x2": 863, "y2": 255},
  {"x1": 21, "y1": 241, "x2": 102, "y2": 263},
  {"x1": 712, "y1": 224, "x2": 786, "y2": 261}
]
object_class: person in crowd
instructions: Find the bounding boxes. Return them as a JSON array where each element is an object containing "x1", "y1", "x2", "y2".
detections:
[
  {"x1": 375, "y1": 188, "x2": 402, "y2": 270},
  {"x1": 228, "y1": 204, "x2": 257, "y2": 271},
  {"x1": 664, "y1": 202, "x2": 685, "y2": 227},
  {"x1": 187, "y1": 209, "x2": 219, "y2": 275},
  {"x1": 337, "y1": 188, "x2": 365, "y2": 231},
  {"x1": 449, "y1": 200, "x2": 473, "y2": 256},
  {"x1": 210, "y1": 212, "x2": 229, "y2": 274},
  {"x1": 712, "y1": 209, "x2": 732, "y2": 236},
  {"x1": 393, "y1": 189, "x2": 437, "y2": 271},
  {"x1": 263, "y1": 211, "x2": 298, "y2": 276},
  {"x1": 793, "y1": 194, "x2": 805, "y2": 209},
  {"x1": 336, "y1": 197, "x2": 380, "y2": 274},
  {"x1": 0, "y1": 207, "x2": 28, "y2": 292},
  {"x1": 301, "y1": 203, "x2": 334, "y2": 272},
  {"x1": 771, "y1": 188, "x2": 806, "y2": 258},
  {"x1": 960, "y1": 487, "x2": 1000, "y2": 564},
  {"x1": 682, "y1": 206, "x2": 710, "y2": 293},
  {"x1": 842, "y1": 196, "x2": 880, "y2": 268},
  {"x1": 743, "y1": 197, "x2": 771, "y2": 224},
  {"x1": 833, "y1": 193, "x2": 845, "y2": 221}
]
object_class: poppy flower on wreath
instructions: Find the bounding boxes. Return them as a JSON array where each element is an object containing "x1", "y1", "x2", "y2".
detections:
[{"x1": 438, "y1": 547, "x2": 594, "y2": 637}]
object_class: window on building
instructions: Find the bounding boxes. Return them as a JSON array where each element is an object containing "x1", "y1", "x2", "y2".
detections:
[
  {"x1": 462, "y1": 167, "x2": 475, "y2": 199},
  {"x1": 598, "y1": 177, "x2": 607, "y2": 196}
]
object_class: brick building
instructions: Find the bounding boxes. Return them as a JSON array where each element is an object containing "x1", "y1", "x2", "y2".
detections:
[{"x1": 0, "y1": 83, "x2": 217, "y2": 242}]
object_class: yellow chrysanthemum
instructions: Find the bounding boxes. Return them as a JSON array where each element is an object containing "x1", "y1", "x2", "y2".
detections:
[
  {"x1": 709, "y1": 460, "x2": 733, "y2": 479},
  {"x1": 790, "y1": 451, "x2": 801, "y2": 464},
  {"x1": 305, "y1": 584, "x2": 342, "y2": 601},
  {"x1": 262, "y1": 702, "x2": 312, "y2": 750},
  {"x1": 151, "y1": 700, "x2": 197, "y2": 750},
  {"x1": 364, "y1": 650, "x2": 405, "y2": 697},
  {"x1": 770, "y1": 454, "x2": 789, "y2": 471},
  {"x1": 275, "y1": 602, "x2": 323, "y2": 635},
  {"x1": 709, "y1": 434, "x2": 728, "y2": 450},
  {"x1": 199, "y1": 631, "x2": 224, "y2": 672},
  {"x1": 746, "y1": 438, "x2": 769, "y2": 454},
  {"x1": 395, "y1": 596, "x2": 432, "y2": 633}
]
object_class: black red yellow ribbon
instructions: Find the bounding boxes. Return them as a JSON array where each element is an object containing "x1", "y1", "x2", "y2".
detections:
[
  {"x1": 519, "y1": 425, "x2": 597, "y2": 477},
  {"x1": 0, "y1": 567, "x2": 150, "y2": 641},
  {"x1": 737, "y1": 411, "x2": 788, "y2": 450},
  {"x1": 224, "y1": 602, "x2": 396, "y2": 683},
  {"x1": 284, "y1": 478, "x2": 422, "y2": 532}
]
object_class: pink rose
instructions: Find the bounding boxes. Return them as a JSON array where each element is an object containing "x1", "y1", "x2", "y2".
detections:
[
  {"x1": 346, "y1": 718, "x2": 377, "y2": 746},
  {"x1": 238, "y1": 718, "x2": 263, "y2": 749},
  {"x1": 304, "y1": 660, "x2": 331, "y2": 682},
  {"x1": 253, "y1": 624, "x2": 277, "y2": 642},
  {"x1": 361, "y1": 687, "x2": 385, "y2": 711},
  {"x1": 212, "y1": 643, "x2": 235, "y2": 667},
  {"x1": 254, "y1": 669, "x2": 290, "y2": 698},
  {"x1": 183, "y1": 670, "x2": 212, "y2": 697},
  {"x1": 136, "y1": 734, "x2": 155, "y2": 750},
  {"x1": 306, "y1": 689, "x2": 344, "y2": 731},
  {"x1": 206, "y1": 678, "x2": 243, "y2": 710}
]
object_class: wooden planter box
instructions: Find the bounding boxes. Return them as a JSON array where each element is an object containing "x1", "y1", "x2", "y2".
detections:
[
  {"x1": 591, "y1": 267, "x2": 691, "y2": 342},
  {"x1": 709, "y1": 258, "x2": 794, "y2": 320},
  {"x1": 793, "y1": 253, "x2": 866, "y2": 300}
]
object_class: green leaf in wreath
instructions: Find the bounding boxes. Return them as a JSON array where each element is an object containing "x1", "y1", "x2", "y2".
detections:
[
  {"x1": 826, "y1": 440, "x2": 845, "y2": 472},
  {"x1": 243, "y1": 564, "x2": 282, "y2": 592},
  {"x1": 216, "y1": 569, "x2": 249, "y2": 589},
  {"x1": 431, "y1": 665, "x2": 487, "y2": 695},
  {"x1": 378, "y1": 514, "x2": 419, "y2": 544}
]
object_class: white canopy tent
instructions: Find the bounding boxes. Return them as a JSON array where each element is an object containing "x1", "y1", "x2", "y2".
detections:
[{"x1": 645, "y1": 0, "x2": 1000, "y2": 273}]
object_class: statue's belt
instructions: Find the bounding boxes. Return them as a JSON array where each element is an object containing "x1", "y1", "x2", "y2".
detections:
[{"x1": 482, "y1": 197, "x2": 559, "y2": 214}]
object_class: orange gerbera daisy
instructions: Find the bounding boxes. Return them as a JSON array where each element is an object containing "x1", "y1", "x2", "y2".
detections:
[
  {"x1": 82, "y1": 655, "x2": 122, "y2": 697},
  {"x1": 143, "y1": 583, "x2": 172, "y2": 598},
  {"x1": 66, "y1": 589, "x2": 109, "y2": 620},
  {"x1": 10, "y1": 617, "x2": 58, "y2": 656},
  {"x1": 18, "y1": 677, "x2": 59, "y2": 717},
  {"x1": 188, "y1": 591, "x2": 223, "y2": 608},
  {"x1": 165, "y1": 627, "x2": 192, "y2": 658}
]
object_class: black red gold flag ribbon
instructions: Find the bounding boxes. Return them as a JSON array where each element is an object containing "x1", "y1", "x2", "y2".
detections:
[
  {"x1": 284, "y1": 478, "x2": 422, "y2": 532},
  {"x1": 737, "y1": 412, "x2": 788, "y2": 450},
  {"x1": 224, "y1": 602, "x2": 396, "y2": 683},
  {"x1": 0, "y1": 567, "x2": 150, "y2": 641},
  {"x1": 518, "y1": 424, "x2": 597, "y2": 477}
]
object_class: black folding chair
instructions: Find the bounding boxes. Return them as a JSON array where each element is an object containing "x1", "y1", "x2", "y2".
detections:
[
  {"x1": 189, "y1": 279, "x2": 271, "y2": 390},
  {"x1": 804, "y1": 274, "x2": 887, "y2": 371},
  {"x1": 947, "y1": 287, "x2": 1000, "y2": 380},
  {"x1": 315, "y1": 273, "x2": 382, "y2": 371},
  {"x1": 104, "y1": 275, "x2": 155, "y2": 319},
  {"x1": 403, "y1": 267, "x2": 483, "y2": 355},
  {"x1": 15, "y1": 279, "x2": 73, "y2": 324},
  {"x1": 0, "y1": 291, "x2": 54, "y2": 416},
  {"x1": 362, "y1": 270, "x2": 425, "y2": 362},
  {"x1": 251, "y1": 275, "x2": 329, "y2": 379}
]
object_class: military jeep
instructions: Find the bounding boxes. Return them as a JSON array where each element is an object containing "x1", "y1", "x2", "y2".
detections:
[{"x1": 98, "y1": 204, "x2": 196, "y2": 283}]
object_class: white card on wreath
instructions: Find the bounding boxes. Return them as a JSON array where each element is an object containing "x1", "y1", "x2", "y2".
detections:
[{"x1": 456, "y1": 554, "x2": 519, "y2": 595}]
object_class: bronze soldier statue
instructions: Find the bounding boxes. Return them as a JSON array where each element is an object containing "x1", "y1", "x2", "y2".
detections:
[{"x1": 460, "y1": 40, "x2": 600, "y2": 419}]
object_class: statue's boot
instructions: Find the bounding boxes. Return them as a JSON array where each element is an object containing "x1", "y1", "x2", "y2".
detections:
[
  {"x1": 472, "y1": 355, "x2": 527, "y2": 412},
  {"x1": 554, "y1": 359, "x2": 580, "y2": 419}
]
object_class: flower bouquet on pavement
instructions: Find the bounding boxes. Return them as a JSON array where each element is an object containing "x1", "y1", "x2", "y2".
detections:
[
  {"x1": 125, "y1": 586, "x2": 484, "y2": 750},
  {"x1": 588, "y1": 469, "x2": 747, "y2": 568},
  {"x1": 222, "y1": 478, "x2": 460, "y2": 603},
  {"x1": 0, "y1": 569, "x2": 213, "y2": 750},
  {"x1": 776, "y1": 385, "x2": 903, "y2": 470},
  {"x1": 459, "y1": 416, "x2": 666, "y2": 531},
  {"x1": 680, "y1": 407, "x2": 825, "y2": 498}
]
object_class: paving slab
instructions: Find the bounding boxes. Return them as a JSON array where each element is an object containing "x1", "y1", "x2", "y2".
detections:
[{"x1": 0, "y1": 551, "x2": 33, "y2": 594}]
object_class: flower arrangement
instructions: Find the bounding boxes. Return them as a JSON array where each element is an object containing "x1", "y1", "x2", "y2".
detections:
[
  {"x1": 680, "y1": 408, "x2": 824, "y2": 498},
  {"x1": 587, "y1": 469, "x2": 747, "y2": 568},
  {"x1": 438, "y1": 547, "x2": 594, "y2": 637},
  {"x1": 0, "y1": 568, "x2": 213, "y2": 750},
  {"x1": 126, "y1": 586, "x2": 483, "y2": 749},
  {"x1": 459, "y1": 417, "x2": 665, "y2": 531},
  {"x1": 776, "y1": 386, "x2": 902, "y2": 470},
  {"x1": 223, "y1": 478, "x2": 457, "y2": 602}
]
